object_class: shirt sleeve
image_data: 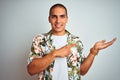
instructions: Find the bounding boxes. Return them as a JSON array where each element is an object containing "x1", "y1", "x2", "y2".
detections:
[
  {"x1": 77, "y1": 39, "x2": 85, "y2": 63},
  {"x1": 73, "y1": 36, "x2": 85, "y2": 64},
  {"x1": 27, "y1": 34, "x2": 45, "y2": 64}
]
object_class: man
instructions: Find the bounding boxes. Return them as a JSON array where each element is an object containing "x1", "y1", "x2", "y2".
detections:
[{"x1": 27, "y1": 3, "x2": 116, "y2": 80}]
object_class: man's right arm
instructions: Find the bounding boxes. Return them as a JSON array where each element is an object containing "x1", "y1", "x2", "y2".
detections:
[
  {"x1": 27, "y1": 51, "x2": 56, "y2": 76},
  {"x1": 27, "y1": 44, "x2": 76, "y2": 76}
]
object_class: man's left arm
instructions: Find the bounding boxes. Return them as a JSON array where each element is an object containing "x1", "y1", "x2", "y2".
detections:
[{"x1": 80, "y1": 38, "x2": 116, "y2": 75}]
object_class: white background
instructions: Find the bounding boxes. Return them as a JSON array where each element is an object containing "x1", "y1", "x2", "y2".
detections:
[{"x1": 0, "y1": 0, "x2": 120, "y2": 80}]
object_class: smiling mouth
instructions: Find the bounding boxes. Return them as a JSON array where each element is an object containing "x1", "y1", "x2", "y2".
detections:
[
  {"x1": 55, "y1": 25, "x2": 61, "y2": 28},
  {"x1": 55, "y1": 23, "x2": 63, "y2": 28}
]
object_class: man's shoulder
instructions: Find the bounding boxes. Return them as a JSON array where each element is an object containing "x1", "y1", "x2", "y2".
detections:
[
  {"x1": 34, "y1": 33, "x2": 48, "y2": 38},
  {"x1": 67, "y1": 30, "x2": 79, "y2": 37},
  {"x1": 32, "y1": 33, "x2": 48, "y2": 41},
  {"x1": 69, "y1": 33, "x2": 80, "y2": 40}
]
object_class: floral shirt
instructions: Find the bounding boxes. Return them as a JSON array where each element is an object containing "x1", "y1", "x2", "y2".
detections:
[{"x1": 27, "y1": 30, "x2": 85, "y2": 80}]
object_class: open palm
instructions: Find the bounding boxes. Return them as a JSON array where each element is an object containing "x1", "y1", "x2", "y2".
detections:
[{"x1": 93, "y1": 38, "x2": 116, "y2": 50}]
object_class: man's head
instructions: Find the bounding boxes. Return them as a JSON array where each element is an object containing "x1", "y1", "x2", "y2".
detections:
[
  {"x1": 48, "y1": 4, "x2": 68, "y2": 36},
  {"x1": 49, "y1": 3, "x2": 68, "y2": 17}
]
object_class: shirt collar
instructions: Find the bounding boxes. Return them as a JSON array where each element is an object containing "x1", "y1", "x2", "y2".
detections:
[{"x1": 44, "y1": 30, "x2": 72, "y2": 50}]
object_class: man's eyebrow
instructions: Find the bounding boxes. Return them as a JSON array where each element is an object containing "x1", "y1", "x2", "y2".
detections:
[
  {"x1": 60, "y1": 14, "x2": 66, "y2": 16},
  {"x1": 50, "y1": 14, "x2": 67, "y2": 18},
  {"x1": 50, "y1": 14, "x2": 56, "y2": 16}
]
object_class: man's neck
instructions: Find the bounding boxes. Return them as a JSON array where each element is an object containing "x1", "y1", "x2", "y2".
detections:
[{"x1": 52, "y1": 30, "x2": 66, "y2": 36}]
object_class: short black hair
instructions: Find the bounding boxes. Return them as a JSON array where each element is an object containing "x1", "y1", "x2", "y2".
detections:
[{"x1": 49, "y1": 3, "x2": 68, "y2": 16}]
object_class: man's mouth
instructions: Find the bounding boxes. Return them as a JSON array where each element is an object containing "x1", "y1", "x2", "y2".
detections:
[{"x1": 55, "y1": 23, "x2": 62, "y2": 28}]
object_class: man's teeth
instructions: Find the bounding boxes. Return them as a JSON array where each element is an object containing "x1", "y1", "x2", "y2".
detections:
[{"x1": 55, "y1": 24, "x2": 61, "y2": 27}]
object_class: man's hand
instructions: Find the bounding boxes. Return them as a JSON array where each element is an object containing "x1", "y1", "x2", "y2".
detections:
[
  {"x1": 91, "y1": 38, "x2": 117, "y2": 55},
  {"x1": 53, "y1": 44, "x2": 77, "y2": 57}
]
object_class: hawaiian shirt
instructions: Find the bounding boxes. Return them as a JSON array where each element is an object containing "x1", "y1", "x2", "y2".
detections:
[{"x1": 27, "y1": 30, "x2": 85, "y2": 80}]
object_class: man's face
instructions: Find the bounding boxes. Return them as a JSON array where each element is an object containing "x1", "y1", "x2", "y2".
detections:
[{"x1": 49, "y1": 7, "x2": 68, "y2": 35}]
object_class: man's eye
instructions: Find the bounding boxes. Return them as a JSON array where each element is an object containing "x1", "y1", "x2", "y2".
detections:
[
  {"x1": 60, "y1": 15, "x2": 65, "y2": 18},
  {"x1": 51, "y1": 15, "x2": 56, "y2": 18}
]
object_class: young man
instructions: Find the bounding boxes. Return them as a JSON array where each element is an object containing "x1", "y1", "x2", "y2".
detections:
[{"x1": 27, "y1": 4, "x2": 116, "y2": 80}]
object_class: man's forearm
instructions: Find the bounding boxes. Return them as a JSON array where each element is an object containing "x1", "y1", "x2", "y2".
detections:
[
  {"x1": 27, "y1": 51, "x2": 56, "y2": 75},
  {"x1": 80, "y1": 49, "x2": 97, "y2": 76}
]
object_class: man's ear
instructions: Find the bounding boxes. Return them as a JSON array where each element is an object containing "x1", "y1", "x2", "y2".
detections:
[
  {"x1": 66, "y1": 16, "x2": 68, "y2": 23},
  {"x1": 48, "y1": 16, "x2": 50, "y2": 23}
]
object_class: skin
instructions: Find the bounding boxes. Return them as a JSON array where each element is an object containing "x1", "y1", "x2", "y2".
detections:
[
  {"x1": 27, "y1": 6, "x2": 117, "y2": 76},
  {"x1": 49, "y1": 7, "x2": 68, "y2": 36}
]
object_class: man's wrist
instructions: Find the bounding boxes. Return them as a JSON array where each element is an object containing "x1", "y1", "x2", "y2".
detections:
[
  {"x1": 90, "y1": 47, "x2": 99, "y2": 56},
  {"x1": 51, "y1": 50, "x2": 57, "y2": 57}
]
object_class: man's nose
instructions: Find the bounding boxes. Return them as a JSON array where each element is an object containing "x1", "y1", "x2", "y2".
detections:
[{"x1": 56, "y1": 17, "x2": 60, "y2": 23}]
